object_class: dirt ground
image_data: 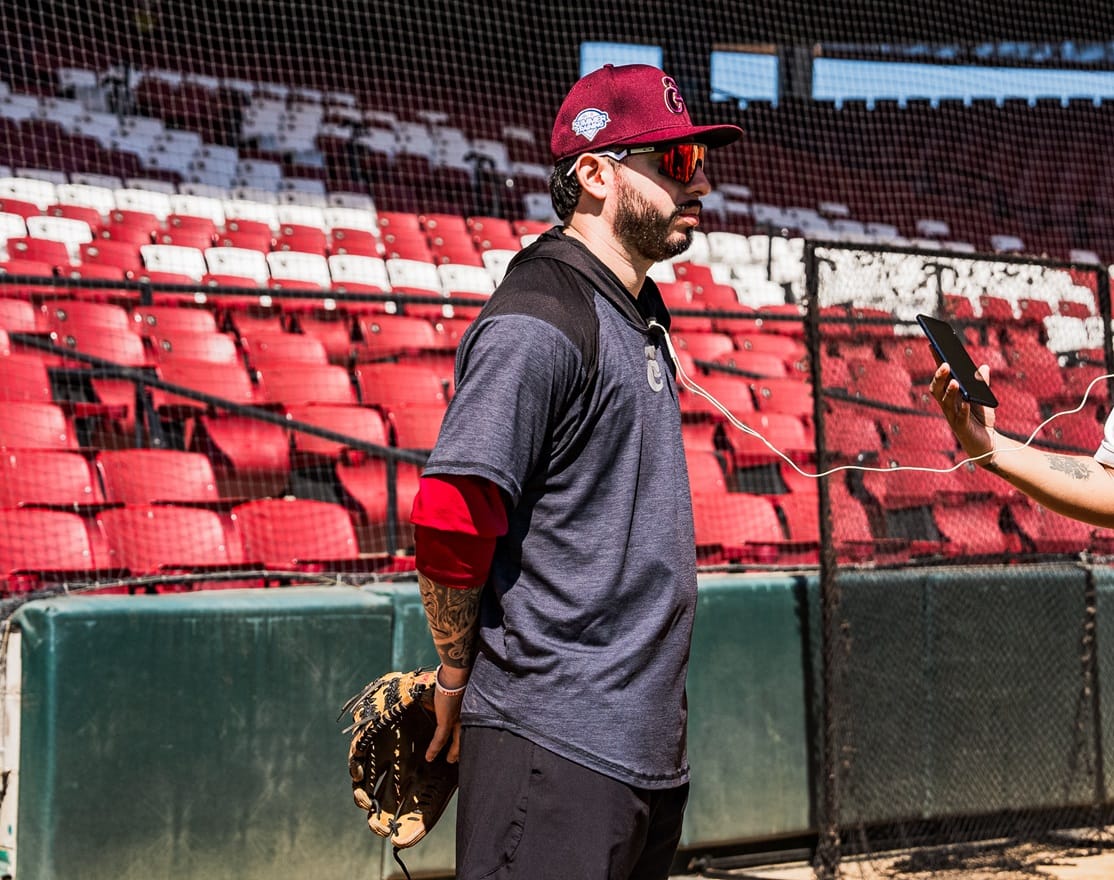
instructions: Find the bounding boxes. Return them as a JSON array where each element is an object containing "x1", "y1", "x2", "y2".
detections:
[{"x1": 675, "y1": 832, "x2": 1114, "y2": 879}]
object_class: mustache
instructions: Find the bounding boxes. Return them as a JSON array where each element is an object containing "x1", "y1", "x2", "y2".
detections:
[{"x1": 673, "y1": 200, "x2": 702, "y2": 217}]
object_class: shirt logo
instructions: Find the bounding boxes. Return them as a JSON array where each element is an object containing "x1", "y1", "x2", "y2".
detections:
[
  {"x1": 571, "y1": 108, "x2": 610, "y2": 143},
  {"x1": 645, "y1": 344, "x2": 664, "y2": 392}
]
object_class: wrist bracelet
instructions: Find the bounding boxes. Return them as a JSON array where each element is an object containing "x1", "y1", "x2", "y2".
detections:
[{"x1": 435, "y1": 664, "x2": 468, "y2": 697}]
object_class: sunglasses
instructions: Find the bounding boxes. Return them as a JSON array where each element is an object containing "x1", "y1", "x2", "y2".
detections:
[{"x1": 571, "y1": 142, "x2": 708, "y2": 185}]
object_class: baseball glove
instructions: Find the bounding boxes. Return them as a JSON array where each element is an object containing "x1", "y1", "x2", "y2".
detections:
[{"x1": 340, "y1": 668, "x2": 459, "y2": 851}]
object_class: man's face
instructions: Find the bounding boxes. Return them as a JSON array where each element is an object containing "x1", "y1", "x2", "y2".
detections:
[{"x1": 610, "y1": 155, "x2": 704, "y2": 264}]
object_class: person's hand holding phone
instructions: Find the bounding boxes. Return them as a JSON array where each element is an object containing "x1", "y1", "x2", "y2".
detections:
[{"x1": 929, "y1": 355, "x2": 998, "y2": 465}]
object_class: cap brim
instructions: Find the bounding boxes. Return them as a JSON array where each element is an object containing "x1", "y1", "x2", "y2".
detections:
[{"x1": 617, "y1": 122, "x2": 744, "y2": 152}]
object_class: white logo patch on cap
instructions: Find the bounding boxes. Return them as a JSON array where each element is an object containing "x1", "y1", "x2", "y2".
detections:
[{"x1": 571, "y1": 108, "x2": 610, "y2": 142}]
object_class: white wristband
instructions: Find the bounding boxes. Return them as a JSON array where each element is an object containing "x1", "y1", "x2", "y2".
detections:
[{"x1": 435, "y1": 664, "x2": 468, "y2": 697}]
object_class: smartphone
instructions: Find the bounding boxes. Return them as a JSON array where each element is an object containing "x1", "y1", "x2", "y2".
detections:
[{"x1": 915, "y1": 314, "x2": 999, "y2": 408}]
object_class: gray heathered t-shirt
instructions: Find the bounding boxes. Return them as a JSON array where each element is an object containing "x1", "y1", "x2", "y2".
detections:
[{"x1": 420, "y1": 229, "x2": 699, "y2": 789}]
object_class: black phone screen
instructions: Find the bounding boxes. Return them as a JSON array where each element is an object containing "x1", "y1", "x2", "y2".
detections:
[{"x1": 916, "y1": 314, "x2": 999, "y2": 408}]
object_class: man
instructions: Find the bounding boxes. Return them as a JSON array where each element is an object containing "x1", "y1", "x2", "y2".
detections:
[
  {"x1": 931, "y1": 362, "x2": 1114, "y2": 526},
  {"x1": 408, "y1": 64, "x2": 742, "y2": 879}
]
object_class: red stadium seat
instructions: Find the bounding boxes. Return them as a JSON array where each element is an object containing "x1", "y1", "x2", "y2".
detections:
[
  {"x1": 692, "y1": 492, "x2": 808, "y2": 565},
  {"x1": 255, "y1": 363, "x2": 357, "y2": 405},
  {"x1": 96, "y1": 449, "x2": 224, "y2": 505},
  {"x1": 386, "y1": 403, "x2": 447, "y2": 450},
  {"x1": 239, "y1": 330, "x2": 329, "y2": 368},
  {"x1": 231, "y1": 497, "x2": 367, "y2": 570},
  {"x1": 355, "y1": 315, "x2": 444, "y2": 360},
  {"x1": 0, "y1": 508, "x2": 106, "y2": 590},
  {"x1": 148, "y1": 329, "x2": 241, "y2": 364},
  {"x1": 0, "y1": 449, "x2": 106, "y2": 508},
  {"x1": 0, "y1": 354, "x2": 55, "y2": 402},
  {"x1": 284, "y1": 402, "x2": 390, "y2": 461},
  {"x1": 97, "y1": 504, "x2": 246, "y2": 581},
  {"x1": 132, "y1": 304, "x2": 221, "y2": 336},
  {"x1": 0, "y1": 401, "x2": 79, "y2": 449},
  {"x1": 354, "y1": 361, "x2": 450, "y2": 409}
]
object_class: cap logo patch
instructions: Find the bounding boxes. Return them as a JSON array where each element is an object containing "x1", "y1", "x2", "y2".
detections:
[
  {"x1": 571, "y1": 108, "x2": 610, "y2": 142},
  {"x1": 662, "y1": 76, "x2": 685, "y2": 115}
]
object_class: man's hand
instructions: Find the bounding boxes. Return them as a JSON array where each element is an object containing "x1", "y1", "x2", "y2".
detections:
[{"x1": 427, "y1": 664, "x2": 469, "y2": 763}]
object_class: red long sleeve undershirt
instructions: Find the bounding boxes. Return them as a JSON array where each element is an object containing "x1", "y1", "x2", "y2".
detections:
[{"x1": 410, "y1": 474, "x2": 508, "y2": 589}]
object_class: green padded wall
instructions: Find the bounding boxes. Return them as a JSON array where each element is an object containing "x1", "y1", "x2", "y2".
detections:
[
  {"x1": 821, "y1": 569, "x2": 933, "y2": 826},
  {"x1": 682, "y1": 573, "x2": 815, "y2": 847},
  {"x1": 834, "y1": 565, "x2": 1096, "y2": 824},
  {"x1": 1091, "y1": 567, "x2": 1114, "y2": 802},
  {"x1": 15, "y1": 587, "x2": 395, "y2": 880}
]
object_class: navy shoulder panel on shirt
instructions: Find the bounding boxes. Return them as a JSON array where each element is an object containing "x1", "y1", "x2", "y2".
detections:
[{"x1": 475, "y1": 256, "x2": 599, "y2": 380}]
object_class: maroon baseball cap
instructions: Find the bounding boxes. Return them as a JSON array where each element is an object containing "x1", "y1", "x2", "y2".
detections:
[{"x1": 551, "y1": 63, "x2": 743, "y2": 162}]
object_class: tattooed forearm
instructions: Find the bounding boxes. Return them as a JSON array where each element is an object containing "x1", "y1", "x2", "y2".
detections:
[
  {"x1": 418, "y1": 573, "x2": 482, "y2": 669},
  {"x1": 1045, "y1": 454, "x2": 1093, "y2": 480}
]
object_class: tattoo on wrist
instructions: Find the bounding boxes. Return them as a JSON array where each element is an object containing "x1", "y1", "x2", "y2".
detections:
[
  {"x1": 1046, "y1": 454, "x2": 1091, "y2": 480},
  {"x1": 418, "y1": 573, "x2": 481, "y2": 669}
]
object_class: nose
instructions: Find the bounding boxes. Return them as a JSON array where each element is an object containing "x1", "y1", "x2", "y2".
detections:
[{"x1": 687, "y1": 164, "x2": 712, "y2": 197}]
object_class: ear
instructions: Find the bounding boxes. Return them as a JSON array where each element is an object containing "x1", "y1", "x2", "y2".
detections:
[{"x1": 571, "y1": 153, "x2": 613, "y2": 199}]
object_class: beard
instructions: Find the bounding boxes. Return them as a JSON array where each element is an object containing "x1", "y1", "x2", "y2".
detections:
[{"x1": 612, "y1": 175, "x2": 697, "y2": 264}]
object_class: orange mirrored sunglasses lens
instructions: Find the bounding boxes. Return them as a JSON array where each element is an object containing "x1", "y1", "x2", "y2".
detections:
[{"x1": 659, "y1": 143, "x2": 706, "y2": 183}]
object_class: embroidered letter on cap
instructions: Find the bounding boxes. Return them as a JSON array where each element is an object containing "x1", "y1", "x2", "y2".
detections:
[
  {"x1": 571, "y1": 108, "x2": 610, "y2": 142},
  {"x1": 661, "y1": 76, "x2": 685, "y2": 115}
]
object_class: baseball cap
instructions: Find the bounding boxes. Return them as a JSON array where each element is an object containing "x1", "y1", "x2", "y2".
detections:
[{"x1": 551, "y1": 63, "x2": 743, "y2": 162}]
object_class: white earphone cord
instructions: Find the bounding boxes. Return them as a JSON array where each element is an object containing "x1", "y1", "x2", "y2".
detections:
[{"x1": 649, "y1": 320, "x2": 1114, "y2": 480}]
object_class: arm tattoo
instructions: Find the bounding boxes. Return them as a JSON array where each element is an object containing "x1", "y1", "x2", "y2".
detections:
[
  {"x1": 418, "y1": 573, "x2": 482, "y2": 669},
  {"x1": 1045, "y1": 454, "x2": 1092, "y2": 480}
]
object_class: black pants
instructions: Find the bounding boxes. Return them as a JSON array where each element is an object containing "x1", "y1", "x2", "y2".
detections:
[{"x1": 455, "y1": 726, "x2": 689, "y2": 880}]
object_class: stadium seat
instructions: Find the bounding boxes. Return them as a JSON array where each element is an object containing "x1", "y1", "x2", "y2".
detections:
[
  {"x1": 931, "y1": 501, "x2": 1017, "y2": 558},
  {"x1": 47, "y1": 202, "x2": 103, "y2": 232},
  {"x1": 0, "y1": 448, "x2": 106, "y2": 508},
  {"x1": 0, "y1": 507, "x2": 107, "y2": 589},
  {"x1": 0, "y1": 297, "x2": 39, "y2": 332},
  {"x1": 692, "y1": 492, "x2": 802, "y2": 565},
  {"x1": 78, "y1": 238, "x2": 144, "y2": 273},
  {"x1": 274, "y1": 223, "x2": 329, "y2": 255},
  {"x1": 385, "y1": 403, "x2": 446, "y2": 450},
  {"x1": 284, "y1": 402, "x2": 390, "y2": 462},
  {"x1": 157, "y1": 226, "x2": 218, "y2": 250},
  {"x1": 204, "y1": 246, "x2": 270, "y2": 285},
  {"x1": 355, "y1": 314, "x2": 443, "y2": 360},
  {"x1": 97, "y1": 503, "x2": 247, "y2": 583},
  {"x1": 678, "y1": 372, "x2": 756, "y2": 421},
  {"x1": 238, "y1": 330, "x2": 329, "y2": 368},
  {"x1": 289, "y1": 311, "x2": 356, "y2": 363},
  {"x1": 823, "y1": 405, "x2": 883, "y2": 463},
  {"x1": 684, "y1": 448, "x2": 729, "y2": 495},
  {"x1": 148, "y1": 329, "x2": 241, "y2": 364},
  {"x1": 328, "y1": 227, "x2": 382, "y2": 258},
  {"x1": 877, "y1": 412, "x2": 960, "y2": 454},
  {"x1": 231, "y1": 497, "x2": 368, "y2": 571},
  {"x1": 354, "y1": 361, "x2": 450, "y2": 409},
  {"x1": 333, "y1": 457, "x2": 422, "y2": 553},
  {"x1": 255, "y1": 363, "x2": 357, "y2": 405},
  {"x1": 131, "y1": 304, "x2": 220, "y2": 336},
  {"x1": 1007, "y1": 496, "x2": 1102, "y2": 556},
  {"x1": 749, "y1": 376, "x2": 814, "y2": 418},
  {"x1": 728, "y1": 412, "x2": 813, "y2": 469},
  {"x1": 266, "y1": 250, "x2": 331, "y2": 289},
  {"x1": 0, "y1": 353, "x2": 55, "y2": 402},
  {"x1": 5, "y1": 236, "x2": 72, "y2": 270},
  {"x1": 140, "y1": 243, "x2": 208, "y2": 281},
  {"x1": 327, "y1": 253, "x2": 391, "y2": 290},
  {"x1": 672, "y1": 331, "x2": 736, "y2": 364},
  {"x1": 96, "y1": 448, "x2": 224, "y2": 505},
  {"x1": 0, "y1": 401, "x2": 78, "y2": 449}
]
